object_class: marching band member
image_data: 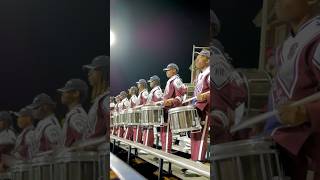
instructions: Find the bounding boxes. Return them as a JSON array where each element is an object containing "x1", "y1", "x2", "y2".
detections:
[
  {"x1": 12, "y1": 107, "x2": 34, "y2": 160},
  {"x1": 142, "y1": 75, "x2": 163, "y2": 147},
  {"x1": 210, "y1": 12, "x2": 247, "y2": 144},
  {"x1": 191, "y1": 49, "x2": 211, "y2": 162},
  {"x1": 116, "y1": 91, "x2": 129, "y2": 138},
  {"x1": 129, "y1": 86, "x2": 139, "y2": 108},
  {"x1": 29, "y1": 93, "x2": 62, "y2": 153},
  {"x1": 120, "y1": 91, "x2": 131, "y2": 140},
  {"x1": 83, "y1": 55, "x2": 109, "y2": 139},
  {"x1": 58, "y1": 79, "x2": 89, "y2": 147},
  {"x1": 123, "y1": 86, "x2": 139, "y2": 141},
  {"x1": 162, "y1": 63, "x2": 187, "y2": 153},
  {"x1": 110, "y1": 96, "x2": 115, "y2": 111},
  {"x1": 133, "y1": 79, "x2": 148, "y2": 144},
  {"x1": 113, "y1": 95, "x2": 121, "y2": 136},
  {"x1": 110, "y1": 96, "x2": 115, "y2": 135},
  {"x1": 264, "y1": 0, "x2": 320, "y2": 179},
  {"x1": 0, "y1": 111, "x2": 16, "y2": 172}
]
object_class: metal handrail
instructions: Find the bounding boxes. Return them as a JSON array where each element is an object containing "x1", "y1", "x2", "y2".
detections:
[
  {"x1": 110, "y1": 153, "x2": 146, "y2": 180},
  {"x1": 110, "y1": 135, "x2": 210, "y2": 178}
]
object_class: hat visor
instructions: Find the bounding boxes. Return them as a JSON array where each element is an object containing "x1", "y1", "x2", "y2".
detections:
[
  {"x1": 28, "y1": 103, "x2": 41, "y2": 109},
  {"x1": 163, "y1": 68, "x2": 170, "y2": 71},
  {"x1": 82, "y1": 64, "x2": 96, "y2": 70},
  {"x1": 13, "y1": 112, "x2": 20, "y2": 116},
  {"x1": 57, "y1": 87, "x2": 73, "y2": 93},
  {"x1": 148, "y1": 79, "x2": 153, "y2": 83}
]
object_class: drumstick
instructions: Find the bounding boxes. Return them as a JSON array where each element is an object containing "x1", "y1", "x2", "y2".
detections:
[
  {"x1": 230, "y1": 91, "x2": 320, "y2": 133},
  {"x1": 183, "y1": 91, "x2": 210, "y2": 104}
]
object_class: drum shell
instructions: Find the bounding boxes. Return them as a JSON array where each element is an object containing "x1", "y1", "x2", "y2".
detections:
[
  {"x1": 31, "y1": 156, "x2": 53, "y2": 180},
  {"x1": 212, "y1": 138, "x2": 283, "y2": 180},
  {"x1": 141, "y1": 106, "x2": 163, "y2": 126},
  {"x1": 168, "y1": 106, "x2": 201, "y2": 133},
  {"x1": 110, "y1": 115, "x2": 114, "y2": 127},
  {"x1": 237, "y1": 69, "x2": 272, "y2": 118},
  {"x1": 11, "y1": 160, "x2": 31, "y2": 180},
  {"x1": 53, "y1": 151, "x2": 98, "y2": 180},
  {"x1": 0, "y1": 172, "x2": 11, "y2": 180},
  {"x1": 98, "y1": 144, "x2": 108, "y2": 180},
  {"x1": 119, "y1": 111, "x2": 127, "y2": 126}
]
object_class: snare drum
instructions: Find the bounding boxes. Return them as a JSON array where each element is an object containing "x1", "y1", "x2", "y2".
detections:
[
  {"x1": 237, "y1": 69, "x2": 272, "y2": 118},
  {"x1": 31, "y1": 155, "x2": 53, "y2": 180},
  {"x1": 11, "y1": 160, "x2": 31, "y2": 180},
  {"x1": 141, "y1": 105, "x2": 163, "y2": 126},
  {"x1": 98, "y1": 143, "x2": 108, "y2": 180},
  {"x1": 110, "y1": 115, "x2": 114, "y2": 128},
  {"x1": 168, "y1": 105, "x2": 201, "y2": 133},
  {"x1": 131, "y1": 108, "x2": 141, "y2": 126},
  {"x1": 119, "y1": 111, "x2": 126, "y2": 126},
  {"x1": 113, "y1": 112, "x2": 119, "y2": 126},
  {"x1": 212, "y1": 138, "x2": 284, "y2": 180},
  {"x1": 53, "y1": 151, "x2": 98, "y2": 180},
  {"x1": 0, "y1": 172, "x2": 11, "y2": 180}
]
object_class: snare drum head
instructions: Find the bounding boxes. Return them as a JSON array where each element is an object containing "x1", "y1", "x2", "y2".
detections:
[
  {"x1": 141, "y1": 105, "x2": 162, "y2": 111},
  {"x1": 237, "y1": 69, "x2": 272, "y2": 118},
  {"x1": 168, "y1": 105, "x2": 195, "y2": 114},
  {"x1": 55, "y1": 151, "x2": 98, "y2": 162},
  {"x1": 213, "y1": 138, "x2": 275, "y2": 159}
]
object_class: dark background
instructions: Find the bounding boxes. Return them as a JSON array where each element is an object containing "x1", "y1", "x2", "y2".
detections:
[
  {"x1": 110, "y1": 0, "x2": 210, "y2": 95},
  {"x1": 211, "y1": 0, "x2": 263, "y2": 68},
  {"x1": 0, "y1": 0, "x2": 108, "y2": 112},
  {"x1": 110, "y1": 0, "x2": 263, "y2": 96}
]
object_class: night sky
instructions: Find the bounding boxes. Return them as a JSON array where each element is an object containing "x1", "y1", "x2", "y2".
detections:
[
  {"x1": 110, "y1": 0, "x2": 263, "y2": 96},
  {"x1": 211, "y1": 0, "x2": 263, "y2": 68},
  {"x1": 110, "y1": 0, "x2": 210, "y2": 95},
  {"x1": 0, "y1": 0, "x2": 108, "y2": 111}
]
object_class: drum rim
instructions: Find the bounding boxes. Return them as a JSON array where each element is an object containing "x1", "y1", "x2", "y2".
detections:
[
  {"x1": 168, "y1": 105, "x2": 196, "y2": 113},
  {"x1": 31, "y1": 156, "x2": 53, "y2": 165},
  {"x1": 213, "y1": 149, "x2": 279, "y2": 160},
  {"x1": 171, "y1": 126, "x2": 202, "y2": 133},
  {"x1": 54, "y1": 151, "x2": 98, "y2": 162},
  {"x1": 213, "y1": 138, "x2": 275, "y2": 157},
  {"x1": 141, "y1": 105, "x2": 163, "y2": 110}
]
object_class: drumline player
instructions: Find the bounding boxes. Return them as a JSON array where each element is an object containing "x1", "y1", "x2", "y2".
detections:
[
  {"x1": 113, "y1": 95, "x2": 121, "y2": 136},
  {"x1": 263, "y1": 0, "x2": 320, "y2": 179},
  {"x1": 143, "y1": 75, "x2": 163, "y2": 147},
  {"x1": 110, "y1": 96, "x2": 115, "y2": 135},
  {"x1": 12, "y1": 107, "x2": 34, "y2": 160},
  {"x1": 210, "y1": 14, "x2": 247, "y2": 144},
  {"x1": 0, "y1": 111, "x2": 16, "y2": 172},
  {"x1": 119, "y1": 91, "x2": 131, "y2": 140},
  {"x1": 191, "y1": 49, "x2": 211, "y2": 162},
  {"x1": 116, "y1": 92, "x2": 126, "y2": 138},
  {"x1": 28, "y1": 93, "x2": 62, "y2": 154},
  {"x1": 82, "y1": 55, "x2": 109, "y2": 139},
  {"x1": 57, "y1": 79, "x2": 90, "y2": 147},
  {"x1": 133, "y1": 79, "x2": 148, "y2": 144},
  {"x1": 162, "y1": 63, "x2": 187, "y2": 153},
  {"x1": 129, "y1": 86, "x2": 139, "y2": 107},
  {"x1": 125, "y1": 86, "x2": 139, "y2": 141}
]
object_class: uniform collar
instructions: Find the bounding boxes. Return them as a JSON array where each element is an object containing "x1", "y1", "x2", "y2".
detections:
[
  {"x1": 201, "y1": 66, "x2": 210, "y2": 74},
  {"x1": 150, "y1": 86, "x2": 160, "y2": 93},
  {"x1": 37, "y1": 114, "x2": 55, "y2": 128},
  {"x1": 139, "y1": 89, "x2": 147, "y2": 94},
  {"x1": 292, "y1": 15, "x2": 320, "y2": 37},
  {"x1": 168, "y1": 74, "x2": 178, "y2": 83}
]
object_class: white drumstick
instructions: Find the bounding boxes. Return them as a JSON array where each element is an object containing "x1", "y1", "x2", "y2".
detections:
[
  {"x1": 230, "y1": 91, "x2": 320, "y2": 133},
  {"x1": 183, "y1": 91, "x2": 210, "y2": 104}
]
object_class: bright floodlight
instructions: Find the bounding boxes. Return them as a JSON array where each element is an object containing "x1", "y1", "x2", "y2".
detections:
[{"x1": 110, "y1": 30, "x2": 115, "y2": 46}]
